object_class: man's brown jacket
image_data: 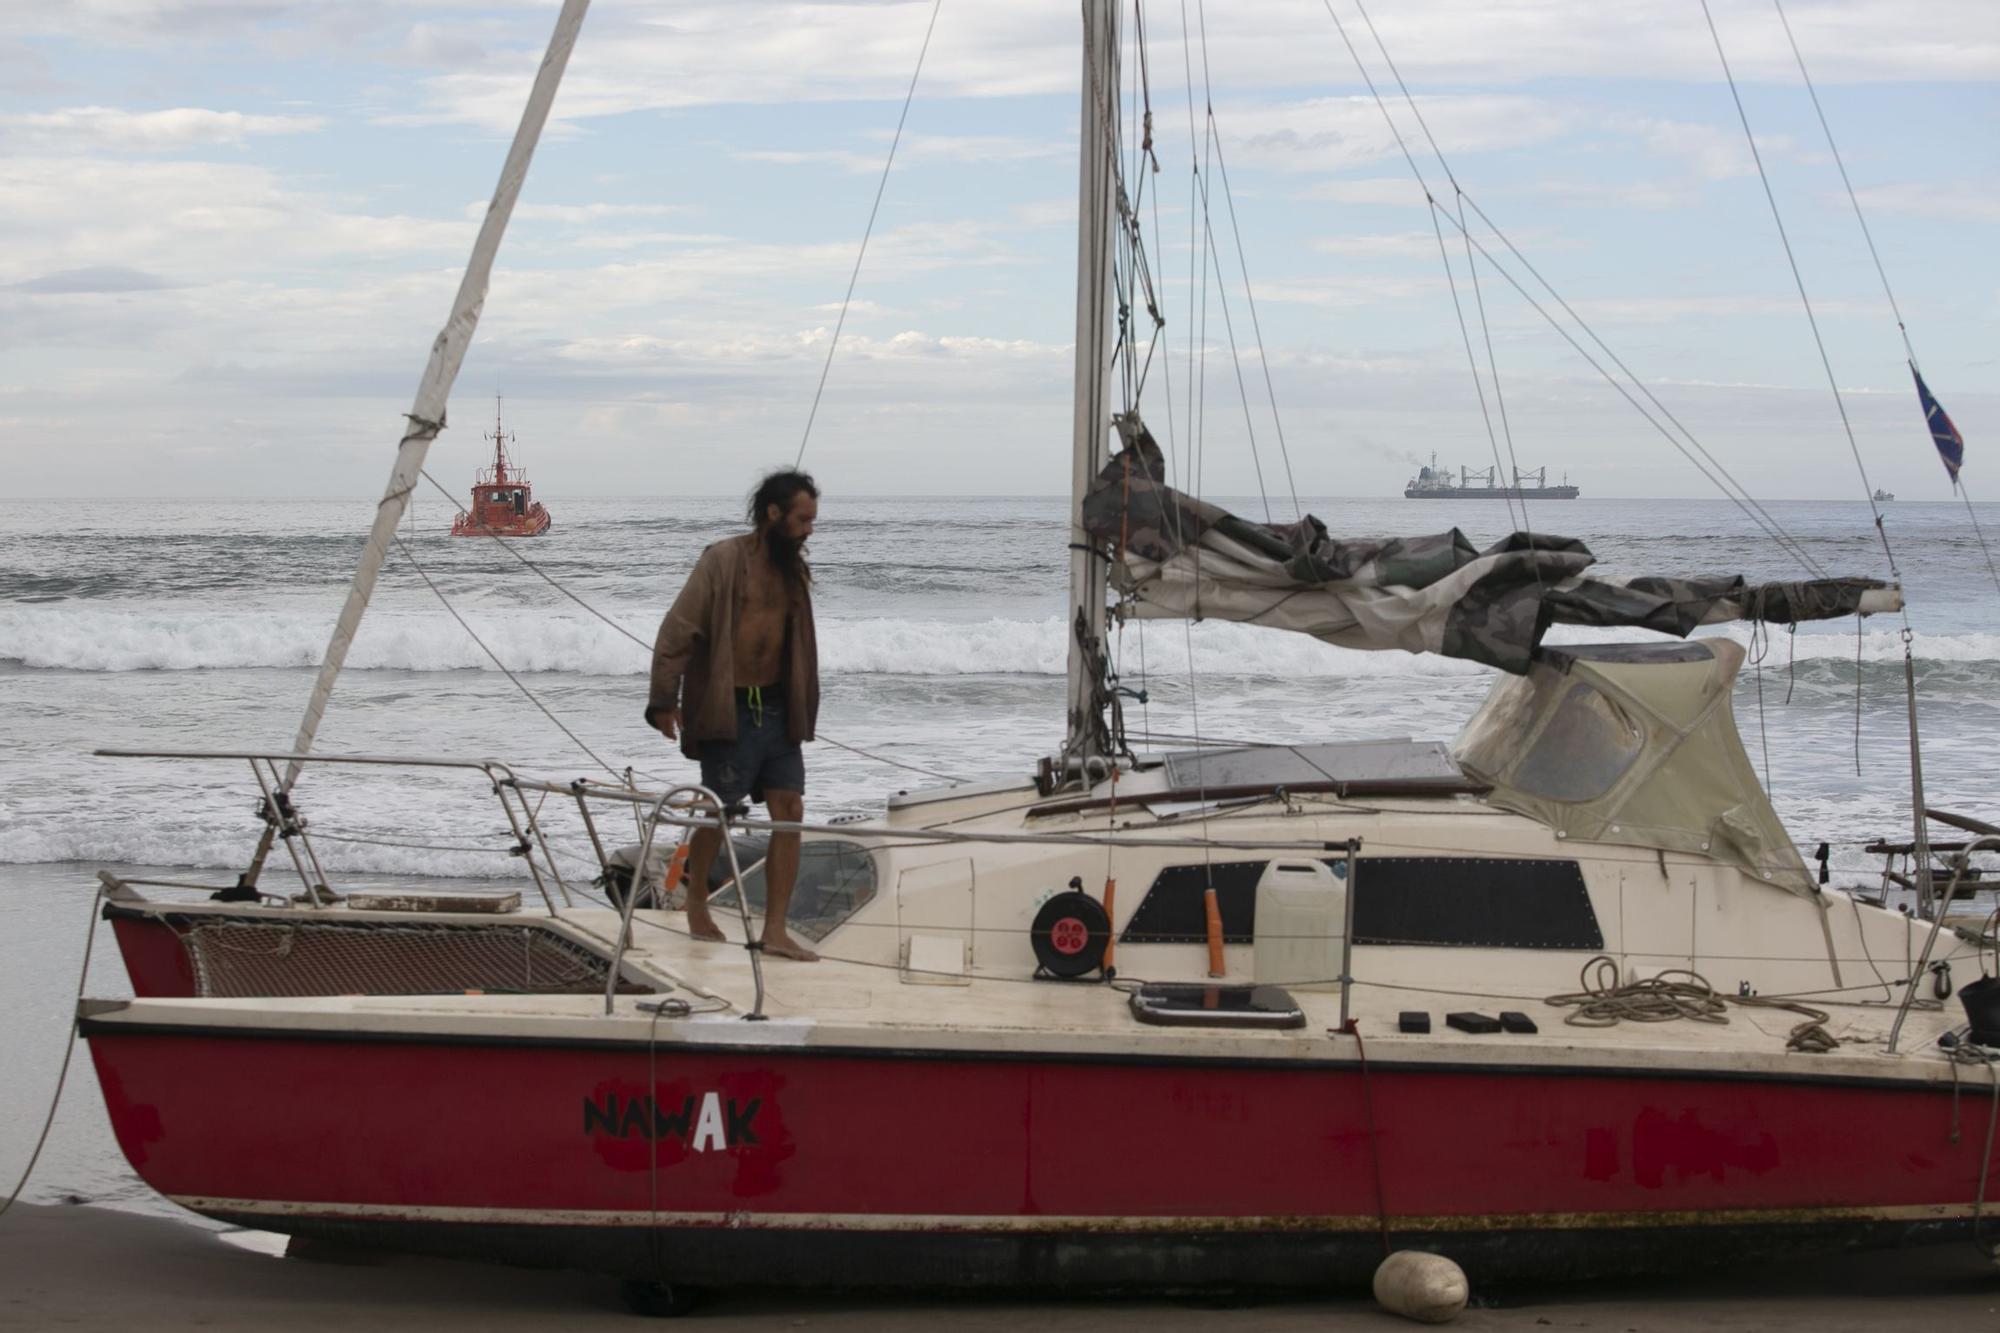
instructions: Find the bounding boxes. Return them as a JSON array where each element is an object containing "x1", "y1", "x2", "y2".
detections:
[{"x1": 645, "y1": 532, "x2": 819, "y2": 761}]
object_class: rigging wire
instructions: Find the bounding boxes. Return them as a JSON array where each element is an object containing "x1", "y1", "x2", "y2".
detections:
[
  {"x1": 1182, "y1": 0, "x2": 1294, "y2": 524},
  {"x1": 1351, "y1": 1, "x2": 1534, "y2": 537},
  {"x1": 393, "y1": 533, "x2": 620, "y2": 777},
  {"x1": 1316, "y1": 0, "x2": 1828, "y2": 579},
  {"x1": 1176, "y1": 0, "x2": 1219, "y2": 899},
  {"x1": 1769, "y1": 0, "x2": 2000, "y2": 599},
  {"x1": 1347, "y1": 0, "x2": 1520, "y2": 534},
  {"x1": 1697, "y1": 0, "x2": 1902, "y2": 588},
  {"x1": 1190, "y1": 75, "x2": 1301, "y2": 517},
  {"x1": 414, "y1": 468, "x2": 966, "y2": 785},
  {"x1": 1457, "y1": 191, "x2": 1533, "y2": 546},
  {"x1": 1196, "y1": 189, "x2": 1275, "y2": 522},
  {"x1": 792, "y1": 0, "x2": 946, "y2": 468}
]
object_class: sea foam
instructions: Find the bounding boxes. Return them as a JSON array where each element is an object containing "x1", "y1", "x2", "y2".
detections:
[{"x1": 6, "y1": 605, "x2": 1999, "y2": 678}]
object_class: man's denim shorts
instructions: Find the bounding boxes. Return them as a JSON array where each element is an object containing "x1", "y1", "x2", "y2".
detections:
[{"x1": 699, "y1": 687, "x2": 805, "y2": 808}]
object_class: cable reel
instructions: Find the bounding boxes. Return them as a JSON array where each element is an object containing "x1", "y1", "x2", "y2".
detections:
[{"x1": 1031, "y1": 883, "x2": 1112, "y2": 980}]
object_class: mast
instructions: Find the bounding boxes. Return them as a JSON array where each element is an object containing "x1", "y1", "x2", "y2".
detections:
[
  {"x1": 1060, "y1": 0, "x2": 1118, "y2": 784},
  {"x1": 490, "y1": 395, "x2": 510, "y2": 486},
  {"x1": 234, "y1": 0, "x2": 591, "y2": 894}
]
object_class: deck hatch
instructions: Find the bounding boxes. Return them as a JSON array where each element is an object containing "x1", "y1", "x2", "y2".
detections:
[{"x1": 1129, "y1": 982, "x2": 1307, "y2": 1029}]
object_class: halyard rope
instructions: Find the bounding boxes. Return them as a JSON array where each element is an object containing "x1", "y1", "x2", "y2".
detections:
[
  {"x1": 793, "y1": 0, "x2": 945, "y2": 468},
  {"x1": 0, "y1": 884, "x2": 102, "y2": 1220}
]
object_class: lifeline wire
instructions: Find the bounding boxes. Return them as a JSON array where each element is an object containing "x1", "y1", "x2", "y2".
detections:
[{"x1": 793, "y1": 0, "x2": 945, "y2": 467}]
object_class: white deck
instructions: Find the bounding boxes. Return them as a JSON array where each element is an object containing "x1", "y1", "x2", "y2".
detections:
[{"x1": 89, "y1": 901, "x2": 1978, "y2": 1090}]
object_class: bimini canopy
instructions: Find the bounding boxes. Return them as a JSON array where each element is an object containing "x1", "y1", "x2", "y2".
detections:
[
  {"x1": 1081, "y1": 435, "x2": 1899, "y2": 674},
  {"x1": 1454, "y1": 639, "x2": 1811, "y2": 893}
]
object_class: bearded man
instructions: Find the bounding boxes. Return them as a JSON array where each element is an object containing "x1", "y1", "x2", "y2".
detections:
[{"x1": 646, "y1": 469, "x2": 820, "y2": 961}]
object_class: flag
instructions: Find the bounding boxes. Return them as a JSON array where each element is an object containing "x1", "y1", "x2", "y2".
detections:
[{"x1": 1913, "y1": 364, "x2": 1964, "y2": 484}]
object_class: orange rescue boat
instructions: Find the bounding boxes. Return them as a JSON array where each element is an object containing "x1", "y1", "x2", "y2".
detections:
[{"x1": 450, "y1": 397, "x2": 552, "y2": 537}]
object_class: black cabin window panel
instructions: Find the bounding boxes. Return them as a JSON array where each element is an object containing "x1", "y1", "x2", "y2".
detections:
[
  {"x1": 1333, "y1": 856, "x2": 1602, "y2": 950},
  {"x1": 1120, "y1": 856, "x2": 1601, "y2": 950},
  {"x1": 1119, "y1": 861, "x2": 1266, "y2": 944}
]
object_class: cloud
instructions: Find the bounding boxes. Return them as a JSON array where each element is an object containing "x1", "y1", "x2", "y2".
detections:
[
  {"x1": 1310, "y1": 232, "x2": 1441, "y2": 259},
  {"x1": 1249, "y1": 274, "x2": 1443, "y2": 309},
  {"x1": 1617, "y1": 116, "x2": 1792, "y2": 182},
  {"x1": 366, "y1": 0, "x2": 2000, "y2": 131},
  {"x1": 466, "y1": 201, "x2": 691, "y2": 225},
  {"x1": 0, "y1": 106, "x2": 325, "y2": 150},
  {"x1": 0, "y1": 156, "x2": 473, "y2": 285},
  {"x1": 1560, "y1": 294, "x2": 1876, "y2": 325},
  {"x1": 1299, "y1": 177, "x2": 1428, "y2": 206},
  {"x1": 1207, "y1": 95, "x2": 1572, "y2": 175},
  {"x1": 1850, "y1": 183, "x2": 2000, "y2": 225},
  {"x1": 1528, "y1": 179, "x2": 1695, "y2": 211},
  {"x1": 735, "y1": 131, "x2": 1067, "y2": 175},
  {"x1": 9, "y1": 265, "x2": 174, "y2": 293}
]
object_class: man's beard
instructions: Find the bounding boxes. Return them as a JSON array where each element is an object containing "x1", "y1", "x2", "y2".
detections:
[{"x1": 764, "y1": 525, "x2": 805, "y2": 577}]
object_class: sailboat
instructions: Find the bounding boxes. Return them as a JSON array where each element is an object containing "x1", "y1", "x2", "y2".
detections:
[{"x1": 79, "y1": 0, "x2": 1999, "y2": 1302}]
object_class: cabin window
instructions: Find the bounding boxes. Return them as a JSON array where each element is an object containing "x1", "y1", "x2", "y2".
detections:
[
  {"x1": 1509, "y1": 682, "x2": 1643, "y2": 803},
  {"x1": 710, "y1": 838, "x2": 876, "y2": 942},
  {"x1": 1119, "y1": 861, "x2": 1266, "y2": 944},
  {"x1": 1120, "y1": 856, "x2": 1601, "y2": 951},
  {"x1": 1340, "y1": 856, "x2": 1602, "y2": 950}
]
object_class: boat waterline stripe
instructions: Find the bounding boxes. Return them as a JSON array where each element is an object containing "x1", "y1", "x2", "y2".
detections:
[{"x1": 173, "y1": 1196, "x2": 1979, "y2": 1232}]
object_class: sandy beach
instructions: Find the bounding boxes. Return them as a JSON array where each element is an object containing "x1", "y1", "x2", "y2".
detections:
[{"x1": 1, "y1": 1201, "x2": 1996, "y2": 1331}]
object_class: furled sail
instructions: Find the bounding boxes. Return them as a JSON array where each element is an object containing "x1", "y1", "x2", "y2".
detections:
[{"x1": 1083, "y1": 435, "x2": 1899, "y2": 674}]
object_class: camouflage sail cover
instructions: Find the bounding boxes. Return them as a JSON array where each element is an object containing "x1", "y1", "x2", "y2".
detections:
[{"x1": 1083, "y1": 438, "x2": 1897, "y2": 673}]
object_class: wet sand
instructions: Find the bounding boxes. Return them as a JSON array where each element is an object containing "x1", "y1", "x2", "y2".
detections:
[{"x1": 3, "y1": 1202, "x2": 1996, "y2": 1330}]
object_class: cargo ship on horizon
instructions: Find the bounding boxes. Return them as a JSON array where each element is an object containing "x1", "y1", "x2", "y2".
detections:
[{"x1": 1405, "y1": 453, "x2": 1579, "y2": 499}]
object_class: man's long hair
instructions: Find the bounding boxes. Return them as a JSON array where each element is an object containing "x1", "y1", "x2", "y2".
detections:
[
  {"x1": 748, "y1": 468, "x2": 818, "y2": 527},
  {"x1": 749, "y1": 467, "x2": 818, "y2": 588}
]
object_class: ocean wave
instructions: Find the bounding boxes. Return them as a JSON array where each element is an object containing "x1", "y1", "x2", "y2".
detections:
[
  {"x1": 7, "y1": 604, "x2": 2000, "y2": 679},
  {"x1": 0, "y1": 823, "x2": 530, "y2": 882}
]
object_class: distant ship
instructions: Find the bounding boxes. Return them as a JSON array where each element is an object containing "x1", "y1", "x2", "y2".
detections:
[
  {"x1": 1874, "y1": 488, "x2": 1895, "y2": 502},
  {"x1": 450, "y1": 397, "x2": 553, "y2": 537},
  {"x1": 1405, "y1": 453, "x2": 1578, "y2": 499}
]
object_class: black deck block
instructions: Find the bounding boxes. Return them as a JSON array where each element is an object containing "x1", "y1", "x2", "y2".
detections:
[
  {"x1": 1446, "y1": 1011, "x2": 1502, "y2": 1034},
  {"x1": 1499, "y1": 1010, "x2": 1539, "y2": 1034},
  {"x1": 1398, "y1": 1011, "x2": 1431, "y2": 1034}
]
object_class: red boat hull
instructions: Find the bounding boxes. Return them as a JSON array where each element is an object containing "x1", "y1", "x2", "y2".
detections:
[
  {"x1": 108, "y1": 912, "x2": 199, "y2": 998},
  {"x1": 81, "y1": 1021, "x2": 1994, "y2": 1286},
  {"x1": 450, "y1": 510, "x2": 550, "y2": 537}
]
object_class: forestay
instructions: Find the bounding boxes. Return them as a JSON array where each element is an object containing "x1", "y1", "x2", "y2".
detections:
[{"x1": 1083, "y1": 435, "x2": 1900, "y2": 674}]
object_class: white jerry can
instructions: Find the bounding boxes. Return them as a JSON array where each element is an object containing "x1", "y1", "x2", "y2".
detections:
[{"x1": 1251, "y1": 858, "x2": 1346, "y2": 990}]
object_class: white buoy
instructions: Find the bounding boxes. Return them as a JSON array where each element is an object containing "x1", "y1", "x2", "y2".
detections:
[{"x1": 1371, "y1": 1249, "x2": 1469, "y2": 1324}]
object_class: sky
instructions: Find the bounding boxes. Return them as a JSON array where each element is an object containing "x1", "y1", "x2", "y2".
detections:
[{"x1": 1, "y1": 0, "x2": 1995, "y2": 502}]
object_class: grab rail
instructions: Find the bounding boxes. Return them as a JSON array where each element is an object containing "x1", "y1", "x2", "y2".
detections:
[{"x1": 606, "y1": 783, "x2": 764, "y2": 1020}]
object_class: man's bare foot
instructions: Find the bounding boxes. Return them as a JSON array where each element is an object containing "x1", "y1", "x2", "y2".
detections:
[
  {"x1": 761, "y1": 933, "x2": 819, "y2": 962},
  {"x1": 683, "y1": 908, "x2": 727, "y2": 943}
]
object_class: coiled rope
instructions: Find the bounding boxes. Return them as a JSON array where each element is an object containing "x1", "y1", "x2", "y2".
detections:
[{"x1": 1546, "y1": 955, "x2": 1837, "y2": 1053}]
